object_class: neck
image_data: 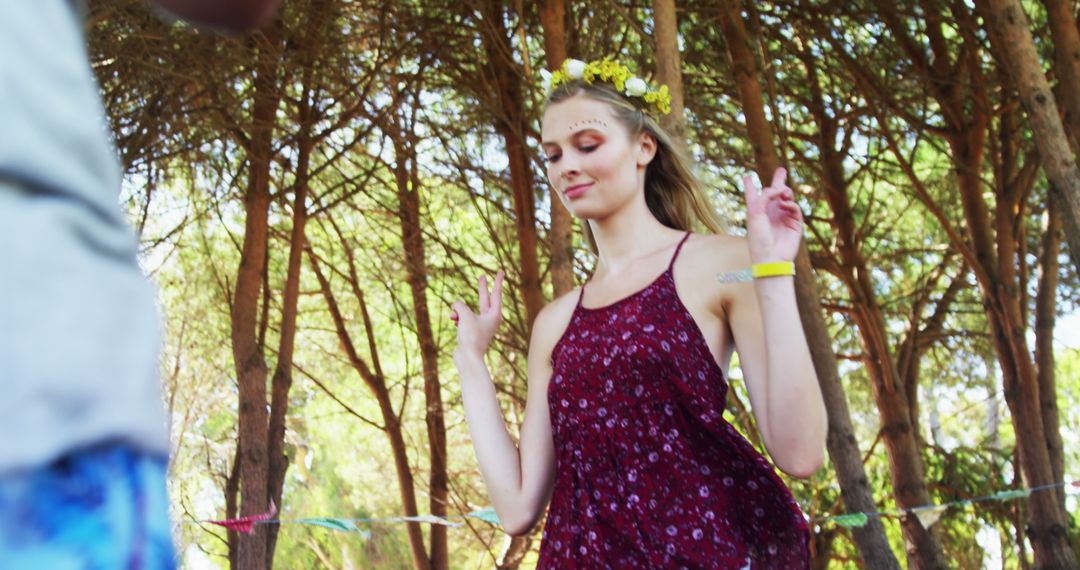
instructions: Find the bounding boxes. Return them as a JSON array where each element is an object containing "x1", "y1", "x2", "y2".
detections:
[{"x1": 589, "y1": 192, "x2": 684, "y2": 272}]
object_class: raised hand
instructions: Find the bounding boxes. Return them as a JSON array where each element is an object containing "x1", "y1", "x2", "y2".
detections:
[
  {"x1": 451, "y1": 271, "x2": 505, "y2": 358},
  {"x1": 742, "y1": 167, "x2": 805, "y2": 263}
]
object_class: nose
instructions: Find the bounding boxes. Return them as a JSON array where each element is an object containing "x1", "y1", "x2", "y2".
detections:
[{"x1": 558, "y1": 152, "x2": 581, "y2": 181}]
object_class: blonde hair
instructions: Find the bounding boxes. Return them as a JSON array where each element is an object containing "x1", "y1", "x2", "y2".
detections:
[{"x1": 545, "y1": 80, "x2": 725, "y2": 253}]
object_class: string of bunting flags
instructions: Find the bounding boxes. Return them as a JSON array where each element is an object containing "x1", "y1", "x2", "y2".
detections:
[
  {"x1": 823, "y1": 479, "x2": 1080, "y2": 530},
  {"x1": 201, "y1": 479, "x2": 1080, "y2": 536},
  {"x1": 204, "y1": 502, "x2": 500, "y2": 538}
]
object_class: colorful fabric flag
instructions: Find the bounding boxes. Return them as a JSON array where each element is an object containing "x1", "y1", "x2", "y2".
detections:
[
  {"x1": 401, "y1": 514, "x2": 463, "y2": 527},
  {"x1": 296, "y1": 518, "x2": 372, "y2": 538},
  {"x1": 297, "y1": 518, "x2": 354, "y2": 532},
  {"x1": 831, "y1": 512, "x2": 869, "y2": 528},
  {"x1": 208, "y1": 500, "x2": 277, "y2": 535},
  {"x1": 466, "y1": 508, "x2": 500, "y2": 525},
  {"x1": 992, "y1": 489, "x2": 1032, "y2": 501},
  {"x1": 909, "y1": 505, "x2": 948, "y2": 529}
]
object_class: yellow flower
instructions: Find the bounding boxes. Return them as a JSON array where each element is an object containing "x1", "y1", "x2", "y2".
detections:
[
  {"x1": 550, "y1": 69, "x2": 567, "y2": 88},
  {"x1": 541, "y1": 57, "x2": 671, "y2": 117}
]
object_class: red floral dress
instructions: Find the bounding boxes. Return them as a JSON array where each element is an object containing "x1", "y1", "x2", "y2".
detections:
[{"x1": 537, "y1": 233, "x2": 810, "y2": 569}]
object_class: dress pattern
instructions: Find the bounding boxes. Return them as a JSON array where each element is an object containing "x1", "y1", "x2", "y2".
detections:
[{"x1": 537, "y1": 233, "x2": 810, "y2": 569}]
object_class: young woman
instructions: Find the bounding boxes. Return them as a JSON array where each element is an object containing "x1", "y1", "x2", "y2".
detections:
[{"x1": 451, "y1": 59, "x2": 827, "y2": 568}]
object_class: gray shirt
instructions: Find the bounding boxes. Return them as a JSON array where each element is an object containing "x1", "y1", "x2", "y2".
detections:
[{"x1": 0, "y1": 0, "x2": 168, "y2": 473}]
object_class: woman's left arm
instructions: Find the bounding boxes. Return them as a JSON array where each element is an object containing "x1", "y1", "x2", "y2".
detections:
[{"x1": 727, "y1": 167, "x2": 827, "y2": 478}]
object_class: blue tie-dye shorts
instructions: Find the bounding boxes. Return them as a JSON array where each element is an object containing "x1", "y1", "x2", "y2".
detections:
[{"x1": 0, "y1": 443, "x2": 176, "y2": 569}]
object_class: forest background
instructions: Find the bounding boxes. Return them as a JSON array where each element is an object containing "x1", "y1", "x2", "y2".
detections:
[{"x1": 84, "y1": 0, "x2": 1080, "y2": 568}]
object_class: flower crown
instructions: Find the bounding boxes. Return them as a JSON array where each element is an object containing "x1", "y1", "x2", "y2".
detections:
[{"x1": 540, "y1": 58, "x2": 672, "y2": 117}]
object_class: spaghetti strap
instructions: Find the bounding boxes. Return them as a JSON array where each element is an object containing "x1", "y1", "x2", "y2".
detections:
[
  {"x1": 575, "y1": 284, "x2": 587, "y2": 308},
  {"x1": 667, "y1": 231, "x2": 693, "y2": 271}
]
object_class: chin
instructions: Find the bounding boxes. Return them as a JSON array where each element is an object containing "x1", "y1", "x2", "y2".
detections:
[{"x1": 567, "y1": 204, "x2": 608, "y2": 221}]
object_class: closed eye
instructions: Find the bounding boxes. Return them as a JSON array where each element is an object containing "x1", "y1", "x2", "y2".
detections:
[{"x1": 545, "y1": 142, "x2": 598, "y2": 163}]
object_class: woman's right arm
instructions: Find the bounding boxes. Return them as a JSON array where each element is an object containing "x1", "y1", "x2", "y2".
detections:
[{"x1": 452, "y1": 273, "x2": 569, "y2": 536}]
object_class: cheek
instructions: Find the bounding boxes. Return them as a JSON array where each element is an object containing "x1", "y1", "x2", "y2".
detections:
[
  {"x1": 582, "y1": 147, "x2": 621, "y2": 179},
  {"x1": 546, "y1": 159, "x2": 572, "y2": 187}
]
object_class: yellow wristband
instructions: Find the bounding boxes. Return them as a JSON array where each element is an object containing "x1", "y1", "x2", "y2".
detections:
[{"x1": 751, "y1": 261, "x2": 795, "y2": 279}]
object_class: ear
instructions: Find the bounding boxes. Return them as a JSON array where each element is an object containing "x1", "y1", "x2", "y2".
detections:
[{"x1": 635, "y1": 132, "x2": 658, "y2": 168}]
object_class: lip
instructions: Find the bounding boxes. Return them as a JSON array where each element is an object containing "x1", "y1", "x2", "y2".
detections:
[{"x1": 564, "y1": 182, "x2": 593, "y2": 199}]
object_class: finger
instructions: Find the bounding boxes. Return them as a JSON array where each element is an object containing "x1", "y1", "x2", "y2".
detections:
[
  {"x1": 742, "y1": 175, "x2": 760, "y2": 207},
  {"x1": 451, "y1": 301, "x2": 476, "y2": 320},
  {"x1": 492, "y1": 270, "x2": 505, "y2": 312},
  {"x1": 771, "y1": 167, "x2": 788, "y2": 190},
  {"x1": 478, "y1": 275, "x2": 490, "y2": 312},
  {"x1": 776, "y1": 202, "x2": 804, "y2": 222},
  {"x1": 777, "y1": 201, "x2": 803, "y2": 215},
  {"x1": 769, "y1": 194, "x2": 799, "y2": 208},
  {"x1": 765, "y1": 192, "x2": 796, "y2": 210},
  {"x1": 763, "y1": 184, "x2": 789, "y2": 201}
]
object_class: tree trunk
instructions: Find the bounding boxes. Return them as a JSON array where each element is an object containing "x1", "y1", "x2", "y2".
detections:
[
  {"x1": 1042, "y1": 0, "x2": 1080, "y2": 153},
  {"x1": 482, "y1": 0, "x2": 545, "y2": 328},
  {"x1": 806, "y1": 285, "x2": 903, "y2": 570},
  {"x1": 986, "y1": 294, "x2": 1075, "y2": 569},
  {"x1": 262, "y1": 12, "x2": 328, "y2": 557},
  {"x1": 718, "y1": 3, "x2": 901, "y2": 568},
  {"x1": 980, "y1": 0, "x2": 1080, "y2": 274},
  {"x1": 717, "y1": 2, "x2": 780, "y2": 179},
  {"x1": 539, "y1": 0, "x2": 576, "y2": 298},
  {"x1": 652, "y1": 0, "x2": 685, "y2": 135},
  {"x1": 496, "y1": 535, "x2": 533, "y2": 569},
  {"x1": 800, "y1": 37, "x2": 943, "y2": 565},
  {"x1": 309, "y1": 252, "x2": 432, "y2": 570},
  {"x1": 897, "y1": 261, "x2": 964, "y2": 440},
  {"x1": 1034, "y1": 202, "x2": 1065, "y2": 507},
  {"x1": 815, "y1": 96, "x2": 946, "y2": 570},
  {"x1": 810, "y1": 528, "x2": 839, "y2": 570},
  {"x1": 231, "y1": 23, "x2": 283, "y2": 570},
  {"x1": 264, "y1": 125, "x2": 310, "y2": 569},
  {"x1": 971, "y1": 3, "x2": 1080, "y2": 566},
  {"x1": 226, "y1": 444, "x2": 241, "y2": 570},
  {"x1": 864, "y1": 1, "x2": 1077, "y2": 564},
  {"x1": 393, "y1": 128, "x2": 450, "y2": 570},
  {"x1": 956, "y1": 125, "x2": 1074, "y2": 570},
  {"x1": 958, "y1": 112, "x2": 1072, "y2": 570},
  {"x1": 264, "y1": 9, "x2": 331, "y2": 556}
]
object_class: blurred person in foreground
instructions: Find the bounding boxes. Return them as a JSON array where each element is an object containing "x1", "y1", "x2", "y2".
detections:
[{"x1": 0, "y1": 1, "x2": 279, "y2": 567}]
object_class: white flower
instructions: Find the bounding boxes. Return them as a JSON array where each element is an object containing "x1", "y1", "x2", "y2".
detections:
[
  {"x1": 539, "y1": 68, "x2": 553, "y2": 92},
  {"x1": 625, "y1": 77, "x2": 648, "y2": 97},
  {"x1": 564, "y1": 58, "x2": 586, "y2": 79}
]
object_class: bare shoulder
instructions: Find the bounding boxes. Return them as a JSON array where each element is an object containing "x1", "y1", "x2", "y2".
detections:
[
  {"x1": 529, "y1": 287, "x2": 582, "y2": 363},
  {"x1": 673, "y1": 233, "x2": 756, "y2": 319},
  {"x1": 680, "y1": 233, "x2": 753, "y2": 274}
]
